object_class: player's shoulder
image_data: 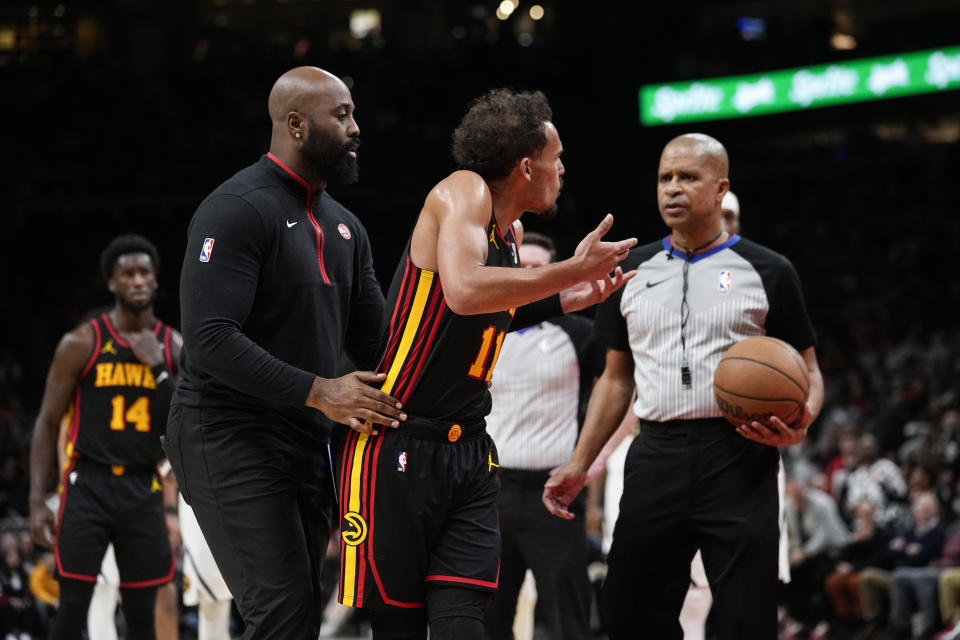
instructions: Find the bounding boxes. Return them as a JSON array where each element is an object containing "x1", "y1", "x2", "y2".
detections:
[
  {"x1": 164, "y1": 325, "x2": 184, "y2": 368},
  {"x1": 426, "y1": 170, "x2": 492, "y2": 222},
  {"x1": 55, "y1": 321, "x2": 96, "y2": 364},
  {"x1": 163, "y1": 323, "x2": 184, "y2": 345}
]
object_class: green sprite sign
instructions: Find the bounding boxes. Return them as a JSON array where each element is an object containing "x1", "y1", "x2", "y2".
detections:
[{"x1": 639, "y1": 46, "x2": 960, "y2": 126}]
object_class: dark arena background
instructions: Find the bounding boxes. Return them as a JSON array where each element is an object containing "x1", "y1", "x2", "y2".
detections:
[{"x1": 1, "y1": 1, "x2": 959, "y2": 639}]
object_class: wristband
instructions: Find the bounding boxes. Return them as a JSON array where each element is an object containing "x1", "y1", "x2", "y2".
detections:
[
  {"x1": 151, "y1": 364, "x2": 171, "y2": 385},
  {"x1": 164, "y1": 506, "x2": 179, "y2": 516}
]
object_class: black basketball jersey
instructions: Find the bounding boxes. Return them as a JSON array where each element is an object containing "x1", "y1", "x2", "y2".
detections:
[
  {"x1": 66, "y1": 313, "x2": 176, "y2": 467},
  {"x1": 377, "y1": 217, "x2": 519, "y2": 425}
]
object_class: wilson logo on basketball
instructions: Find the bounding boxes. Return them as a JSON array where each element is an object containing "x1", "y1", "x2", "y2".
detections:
[
  {"x1": 338, "y1": 223, "x2": 351, "y2": 239},
  {"x1": 341, "y1": 511, "x2": 368, "y2": 546},
  {"x1": 714, "y1": 396, "x2": 773, "y2": 424}
]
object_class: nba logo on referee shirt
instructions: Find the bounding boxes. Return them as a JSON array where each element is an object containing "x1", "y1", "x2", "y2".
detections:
[
  {"x1": 397, "y1": 451, "x2": 407, "y2": 472},
  {"x1": 719, "y1": 270, "x2": 732, "y2": 293},
  {"x1": 199, "y1": 238, "x2": 215, "y2": 262}
]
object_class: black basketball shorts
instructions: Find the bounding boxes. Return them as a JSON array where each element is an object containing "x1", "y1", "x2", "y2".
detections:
[
  {"x1": 335, "y1": 417, "x2": 500, "y2": 610},
  {"x1": 56, "y1": 458, "x2": 173, "y2": 587}
]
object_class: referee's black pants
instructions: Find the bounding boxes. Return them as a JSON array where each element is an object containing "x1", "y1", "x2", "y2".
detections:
[
  {"x1": 484, "y1": 468, "x2": 590, "y2": 640},
  {"x1": 601, "y1": 418, "x2": 779, "y2": 640},
  {"x1": 166, "y1": 401, "x2": 335, "y2": 640}
]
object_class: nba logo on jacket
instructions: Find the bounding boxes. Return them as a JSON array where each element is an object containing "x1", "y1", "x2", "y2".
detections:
[{"x1": 199, "y1": 238, "x2": 215, "y2": 263}]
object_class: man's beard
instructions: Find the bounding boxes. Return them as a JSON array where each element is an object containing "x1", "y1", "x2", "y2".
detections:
[
  {"x1": 118, "y1": 293, "x2": 155, "y2": 313},
  {"x1": 535, "y1": 203, "x2": 559, "y2": 219},
  {"x1": 302, "y1": 126, "x2": 360, "y2": 188}
]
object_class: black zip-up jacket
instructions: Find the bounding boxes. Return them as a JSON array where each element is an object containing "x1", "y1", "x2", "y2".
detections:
[{"x1": 174, "y1": 153, "x2": 385, "y2": 440}]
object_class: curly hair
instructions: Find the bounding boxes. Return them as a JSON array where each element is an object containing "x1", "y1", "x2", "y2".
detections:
[
  {"x1": 100, "y1": 234, "x2": 160, "y2": 282},
  {"x1": 451, "y1": 88, "x2": 553, "y2": 182}
]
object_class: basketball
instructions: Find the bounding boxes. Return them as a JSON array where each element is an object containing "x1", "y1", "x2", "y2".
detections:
[{"x1": 713, "y1": 336, "x2": 809, "y2": 427}]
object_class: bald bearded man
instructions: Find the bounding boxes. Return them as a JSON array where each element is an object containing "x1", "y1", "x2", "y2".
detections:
[
  {"x1": 544, "y1": 134, "x2": 824, "y2": 639},
  {"x1": 166, "y1": 66, "x2": 405, "y2": 639}
]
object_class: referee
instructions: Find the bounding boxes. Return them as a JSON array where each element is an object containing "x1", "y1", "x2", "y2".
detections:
[
  {"x1": 543, "y1": 133, "x2": 825, "y2": 640},
  {"x1": 483, "y1": 232, "x2": 603, "y2": 640}
]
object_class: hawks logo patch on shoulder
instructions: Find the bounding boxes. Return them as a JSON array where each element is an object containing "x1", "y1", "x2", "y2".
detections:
[
  {"x1": 341, "y1": 511, "x2": 368, "y2": 546},
  {"x1": 338, "y1": 223, "x2": 352, "y2": 239}
]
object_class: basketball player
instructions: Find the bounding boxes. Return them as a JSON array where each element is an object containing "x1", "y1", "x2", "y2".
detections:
[
  {"x1": 336, "y1": 88, "x2": 636, "y2": 640},
  {"x1": 54, "y1": 386, "x2": 181, "y2": 640},
  {"x1": 28, "y1": 234, "x2": 180, "y2": 640},
  {"x1": 543, "y1": 133, "x2": 825, "y2": 639}
]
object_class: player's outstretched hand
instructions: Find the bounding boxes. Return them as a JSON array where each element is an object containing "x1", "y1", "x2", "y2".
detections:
[
  {"x1": 123, "y1": 328, "x2": 165, "y2": 368},
  {"x1": 29, "y1": 501, "x2": 57, "y2": 549},
  {"x1": 572, "y1": 214, "x2": 637, "y2": 282},
  {"x1": 559, "y1": 265, "x2": 638, "y2": 313},
  {"x1": 735, "y1": 405, "x2": 810, "y2": 447},
  {"x1": 542, "y1": 462, "x2": 588, "y2": 520},
  {"x1": 307, "y1": 372, "x2": 406, "y2": 436}
]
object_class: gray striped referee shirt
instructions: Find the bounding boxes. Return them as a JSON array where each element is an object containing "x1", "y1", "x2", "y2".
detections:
[
  {"x1": 487, "y1": 315, "x2": 602, "y2": 469},
  {"x1": 595, "y1": 235, "x2": 816, "y2": 423}
]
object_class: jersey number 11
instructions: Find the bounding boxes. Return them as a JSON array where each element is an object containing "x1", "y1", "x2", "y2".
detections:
[{"x1": 467, "y1": 325, "x2": 506, "y2": 383}]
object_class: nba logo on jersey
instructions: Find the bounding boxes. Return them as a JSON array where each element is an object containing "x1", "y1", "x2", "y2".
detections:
[
  {"x1": 199, "y1": 238, "x2": 215, "y2": 263},
  {"x1": 718, "y1": 270, "x2": 732, "y2": 293},
  {"x1": 397, "y1": 451, "x2": 407, "y2": 472}
]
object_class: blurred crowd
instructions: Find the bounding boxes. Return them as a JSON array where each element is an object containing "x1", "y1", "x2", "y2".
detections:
[
  {"x1": 0, "y1": 520, "x2": 57, "y2": 639},
  {"x1": 779, "y1": 326, "x2": 960, "y2": 640}
]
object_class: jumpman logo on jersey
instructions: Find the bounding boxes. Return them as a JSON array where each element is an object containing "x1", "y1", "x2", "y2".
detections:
[
  {"x1": 487, "y1": 450, "x2": 499, "y2": 472},
  {"x1": 100, "y1": 339, "x2": 118, "y2": 355},
  {"x1": 489, "y1": 224, "x2": 499, "y2": 249}
]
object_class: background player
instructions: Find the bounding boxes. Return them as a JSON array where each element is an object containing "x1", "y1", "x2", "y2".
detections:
[
  {"x1": 336, "y1": 88, "x2": 636, "y2": 640},
  {"x1": 28, "y1": 234, "x2": 180, "y2": 640}
]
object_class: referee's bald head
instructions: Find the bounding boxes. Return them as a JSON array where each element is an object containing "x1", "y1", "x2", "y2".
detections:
[{"x1": 661, "y1": 133, "x2": 729, "y2": 179}]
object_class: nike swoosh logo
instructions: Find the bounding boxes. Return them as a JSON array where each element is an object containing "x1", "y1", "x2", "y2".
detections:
[
  {"x1": 286, "y1": 220, "x2": 298, "y2": 228},
  {"x1": 646, "y1": 279, "x2": 668, "y2": 288}
]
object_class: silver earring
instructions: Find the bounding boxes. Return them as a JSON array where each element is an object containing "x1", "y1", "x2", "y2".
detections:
[{"x1": 295, "y1": 132, "x2": 301, "y2": 139}]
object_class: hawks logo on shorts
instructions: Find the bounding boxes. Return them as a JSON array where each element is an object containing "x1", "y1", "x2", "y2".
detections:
[{"x1": 341, "y1": 512, "x2": 368, "y2": 546}]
